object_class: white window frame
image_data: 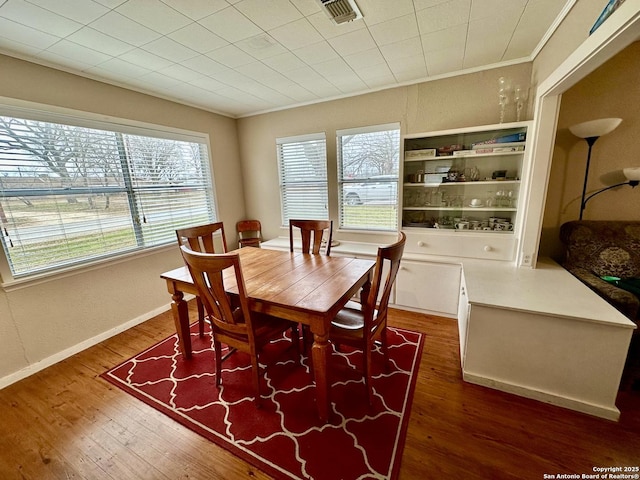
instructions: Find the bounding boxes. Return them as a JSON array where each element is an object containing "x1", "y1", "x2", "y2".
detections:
[
  {"x1": 276, "y1": 133, "x2": 328, "y2": 226},
  {"x1": 0, "y1": 100, "x2": 218, "y2": 286},
  {"x1": 337, "y1": 123, "x2": 401, "y2": 232}
]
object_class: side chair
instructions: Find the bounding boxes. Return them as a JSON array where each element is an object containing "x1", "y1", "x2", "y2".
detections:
[
  {"x1": 289, "y1": 219, "x2": 333, "y2": 256},
  {"x1": 236, "y1": 219, "x2": 262, "y2": 248},
  {"x1": 179, "y1": 246, "x2": 300, "y2": 407},
  {"x1": 176, "y1": 222, "x2": 228, "y2": 337},
  {"x1": 329, "y1": 231, "x2": 406, "y2": 405}
]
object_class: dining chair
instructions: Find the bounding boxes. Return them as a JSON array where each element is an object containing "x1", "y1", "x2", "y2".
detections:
[
  {"x1": 176, "y1": 222, "x2": 228, "y2": 337},
  {"x1": 236, "y1": 219, "x2": 262, "y2": 248},
  {"x1": 179, "y1": 246, "x2": 299, "y2": 407},
  {"x1": 289, "y1": 219, "x2": 333, "y2": 256},
  {"x1": 329, "y1": 231, "x2": 406, "y2": 405}
]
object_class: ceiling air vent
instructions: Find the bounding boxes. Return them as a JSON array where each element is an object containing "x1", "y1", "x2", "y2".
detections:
[{"x1": 318, "y1": 0, "x2": 363, "y2": 25}]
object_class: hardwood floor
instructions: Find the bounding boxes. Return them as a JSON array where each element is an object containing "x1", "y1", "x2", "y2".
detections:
[{"x1": 1, "y1": 304, "x2": 638, "y2": 479}]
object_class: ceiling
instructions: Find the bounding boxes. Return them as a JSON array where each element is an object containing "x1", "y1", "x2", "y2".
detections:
[{"x1": 0, "y1": 0, "x2": 571, "y2": 118}]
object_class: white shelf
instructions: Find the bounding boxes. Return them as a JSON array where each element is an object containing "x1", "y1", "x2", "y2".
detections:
[
  {"x1": 403, "y1": 206, "x2": 516, "y2": 212},
  {"x1": 404, "y1": 180, "x2": 520, "y2": 187},
  {"x1": 405, "y1": 150, "x2": 524, "y2": 161}
]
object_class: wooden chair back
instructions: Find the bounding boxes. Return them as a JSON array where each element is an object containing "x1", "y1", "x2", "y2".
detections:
[
  {"x1": 179, "y1": 246, "x2": 253, "y2": 339},
  {"x1": 236, "y1": 220, "x2": 262, "y2": 248},
  {"x1": 365, "y1": 232, "x2": 406, "y2": 331},
  {"x1": 176, "y1": 222, "x2": 228, "y2": 253},
  {"x1": 289, "y1": 219, "x2": 333, "y2": 255}
]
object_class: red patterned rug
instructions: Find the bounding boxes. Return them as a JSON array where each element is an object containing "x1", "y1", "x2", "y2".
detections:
[{"x1": 102, "y1": 321, "x2": 424, "y2": 480}]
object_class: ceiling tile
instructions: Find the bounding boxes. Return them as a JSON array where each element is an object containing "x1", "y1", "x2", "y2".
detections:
[
  {"x1": 416, "y1": 0, "x2": 471, "y2": 35},
  {"x1": 188, "y1": 75, "x2": 227, "y2": 92},
  {"x1": 369, "y1": 13, "x2": 419, "y2": 47},
  {"x1": 425, "y1": 45, "x2": 464, "y2": 75},
  {"x1": 386, "y1": 54, "x2": 427, "y2": 81},
  {"x1": 198, "y1": 6, "x2": 263, "y2": 43},
  {"x1": 206, "y1": 44, "x2": 257, "y2": 68},
  {"x1": 67, "y1": 27, "x2": 135, "y2": 56},
  {"x1": 328, "y1": 28, "x2": 376, "y2": 57},
  {"x1": 355, "y1": 61, "x2": 394, "y2": 81},
  {"x1": 288, "y1": 0, "x2": 321, "y2": 16},
  {"x1": 25, "y1": 0, "x2": 109, "y2": 24},
  {"x1": 380, "y1": 37, "x2": 423, "y2": 61},
  {"x1": 92, "y1": 0, "x2": 127, "y2": 7},
  {"x1": 160, "y1": 0, "x2": 229, "y2": 21},
  {"x1": 235, "y1": 34, "x2": 287, "y2": 60},
  {"x1": 158, "y1": 63, "x2": 203, "y2": 82},
  {"x1": 0, "y1": 17, "x2": 60, "y2": 49},
  {"x1": 470, "y1": 0, "x2": 527, "y2": 22},
  {"x1": 168, "y1": 22, "x2": 228, "y2": 54},
  {"x1": 343, "y1": 47, "x2": 385, "y2": 70},
  {"x1": 119, "y1": 47, "x2": 173, "y2": 69},
  {"x1": 269, "y1": 18, "x2": 323, "y2": 50},
  {"x1": 261, "y1": 51, "x2": 308, "y2": 72},
  {"x1": 87, "y1": 57, "x2": 151, "y2": 77},
  {"x1": 421, "y1": 24, "x2": 467, "y2": 53},
  {"x1": 413, "y1": 0, "x2": 450, "y2": 11},
  {"x1": 142, "y1": 36, "x2": 199, "y2": 63},
  {"x1": 36, "y1": 50, "x2": 94, "y2": 70},
  {"x1": 88, "y1": 11, "x2": 161, "y2": 46},
  {"x1": 360, "y1": 0, "x2": 415, "y2": 26},
  {"x1": 235, "y1": 0, "x2": 303, "y2": 31},
  {"x1": 293, "y1": 40, "x2": 339, "y2": 65},
  {"x1": 181, "y1": 54, "x2": 229, "y2": 76},
  {"x1": 45, "y1": 39, "x2": 112, "y2": 66},
  {"x1": 136, "y1": 71, "x2": 182, "y2": 89},
  {"x1": 115, "y1": 0, "x2": 192, "y2": 35},
  {"x1": 0, "y1": 0, "x2": 82, "y2": 37}
]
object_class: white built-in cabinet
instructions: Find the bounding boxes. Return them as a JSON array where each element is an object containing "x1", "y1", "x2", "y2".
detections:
[{"x1": 394, "y1": 122, "x2": 531, "y2": 315}]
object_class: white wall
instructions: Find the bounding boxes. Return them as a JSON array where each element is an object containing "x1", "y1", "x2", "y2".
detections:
[{"x1": 0, "y1": 54, "x2": 244, "y2": 385}]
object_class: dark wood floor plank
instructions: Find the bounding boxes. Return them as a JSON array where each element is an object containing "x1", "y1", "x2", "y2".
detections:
[{"x1": 0, "y1": 304, "x2": 638, "y2": 480}]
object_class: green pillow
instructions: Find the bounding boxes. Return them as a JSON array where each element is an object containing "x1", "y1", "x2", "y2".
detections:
[{"x1": 601, "y1": 276, "x2": 640, "y2": 297}]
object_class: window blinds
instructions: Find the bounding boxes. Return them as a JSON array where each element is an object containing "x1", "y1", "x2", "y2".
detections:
[
  {"x1": 277, "y1": 133, "x2": 328, "y2": 225},
  {"x1": 0, "y1": 114, "x2": 215, "y2": 278}
]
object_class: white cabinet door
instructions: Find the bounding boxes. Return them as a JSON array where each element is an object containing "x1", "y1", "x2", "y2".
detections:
[
  {"x1": 395, "y1": 260, "x2": 461, "y2": 316},
  {"x1": 457, "y1": 273, "x2": 470, "y2": 368}
]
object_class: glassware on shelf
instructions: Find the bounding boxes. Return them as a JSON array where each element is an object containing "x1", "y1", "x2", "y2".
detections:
[
  {"x1": 498, "y1": 76, "x2": 512, "y2": 124},
  {"x1": 486, "y1": 191, "x2": 494, "y2": 207},
  {"x1": 514, "y1": 85, "x2": 528, "y2": 122}
]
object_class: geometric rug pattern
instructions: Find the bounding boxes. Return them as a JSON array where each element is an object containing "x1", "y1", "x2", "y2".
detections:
[{"x1": 102, "y1": 322, "x2": 424, "y2": 480}]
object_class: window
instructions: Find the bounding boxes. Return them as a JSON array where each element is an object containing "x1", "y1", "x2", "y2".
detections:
[
  {"x1": 338, "y1": 123, "x2": 400, "y2": 231},
  {"x1": 277, "y1": 133, "x2": 328, "y2": 225},
  {"x1": 0, "y1": 109, "x2": 216, "y2": 280}
]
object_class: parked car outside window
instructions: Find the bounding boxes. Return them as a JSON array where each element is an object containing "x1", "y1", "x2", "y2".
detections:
[{"x1": 342, "y1": 175, "x2": 398, "y2": 205}]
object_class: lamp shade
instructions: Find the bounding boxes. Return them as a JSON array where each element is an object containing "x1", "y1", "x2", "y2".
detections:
[
  {"x1": 569, "y1": 118, "x2": 622, "y2": 138},
  {"x1": 623, "y1": 167, "x2": 640, "y2": 181}
]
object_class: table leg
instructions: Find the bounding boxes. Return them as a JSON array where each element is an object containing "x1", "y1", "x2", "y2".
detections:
[
  {"x1": 311, "y1": 330, "x2": 331, "y2": 423},
  {"x1": 170, "y1": 290, "x2": 192, "y2": 359}
]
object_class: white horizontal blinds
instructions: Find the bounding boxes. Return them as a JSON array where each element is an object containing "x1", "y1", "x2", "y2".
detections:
[
  {"x1": 337, "y1": 123, "x2": 400, "y2": 231},
  {"x1": 277, "y1": 133, "x2": 328, "y2": 225},
  {"x1": 122, "y1": 135, "x2": 214, "y2": 246},
  {"x1": 0, "y1": 114, "x2": 215, "y2": 278}
]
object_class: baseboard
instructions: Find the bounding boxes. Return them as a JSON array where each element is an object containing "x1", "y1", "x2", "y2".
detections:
[
  {"x1": 462, "y1": 371, "x2": 621, "y2": 421},
  {"x1": 0, "y1": 303, "x2": 172, "y2": 390}
]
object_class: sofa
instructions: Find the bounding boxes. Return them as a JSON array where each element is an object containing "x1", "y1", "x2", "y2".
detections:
[
  {"x1": 560, "y1": 220, "x2": 640, "y2": 322},
  {"x1": 560, "y1": 220, "x2": 640, "y2": 389}
]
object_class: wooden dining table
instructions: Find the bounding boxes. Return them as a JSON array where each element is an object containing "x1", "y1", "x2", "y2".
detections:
[{"x1": 160, "y1": 246, "x2": 376, "y2": 423}]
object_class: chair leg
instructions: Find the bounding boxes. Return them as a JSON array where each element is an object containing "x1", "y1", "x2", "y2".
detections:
[
  {"x1": 251, "y1": 354, "x2": 262, "y2": 408},
  {"x1": 381, "y1": 327, "x2": 390, "y2": 372},
  {"x1": 364, "y1": 343, "x2": 373, "y2": 406},
  {"x1": 214, "y1": 340, "x2": 223, "y2": 387},
  {"x1": 290, "y1": 324, "x2": 300, "y2": 356},
  {"x1": 196, "y1": 298, "x2": 205, "y2": 337}
]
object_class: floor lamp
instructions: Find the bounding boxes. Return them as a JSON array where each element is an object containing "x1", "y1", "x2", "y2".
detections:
[{"x1": 569, "y1": 118, "x2": 625, "y2": 220}]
